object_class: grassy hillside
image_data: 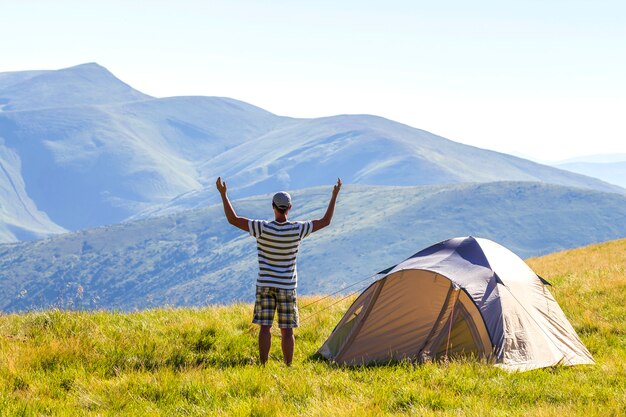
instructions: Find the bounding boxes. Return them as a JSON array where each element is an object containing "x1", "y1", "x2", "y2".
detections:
[
  {"x1": 3, "y1": 182, "x2": 626, "y2": 312},
  {"x1": 1, "y1": 239, "x2": 624, "y2": 416}
]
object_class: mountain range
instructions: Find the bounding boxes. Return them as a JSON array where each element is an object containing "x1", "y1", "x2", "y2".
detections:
[
  {"x1": 1, "y1": 63, "x2": 625, "y2": 311},
  {"x1": 1, "y1": 63, "x2": 623, "y2": 241},
  {"x1": 1, "y1": 181, "x2": 625, "y2": 312},
  {"x1": 552, "y1": 154, "x2": 626, "y2": 188}
]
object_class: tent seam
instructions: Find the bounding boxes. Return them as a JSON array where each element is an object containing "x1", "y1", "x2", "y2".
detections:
[
  {"x1": 334, "y1": 274, "x2": 389, "y2": 363},
  {"x1": 417, "y1": 276, "x2": 453, "y2": 361}
]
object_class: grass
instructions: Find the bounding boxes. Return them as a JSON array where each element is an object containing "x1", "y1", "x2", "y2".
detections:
[{"x1": 1, "y1": 239, "x2": 625, "y2": 416}]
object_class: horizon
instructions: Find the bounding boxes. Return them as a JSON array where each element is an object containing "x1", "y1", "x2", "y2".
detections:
[{"x1": 2, "y1": 1, "x2": 625, "y2": 161}]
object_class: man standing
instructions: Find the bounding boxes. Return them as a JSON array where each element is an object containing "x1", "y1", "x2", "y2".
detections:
[{"x1": 216, "y1": 177, "x2": 342, "y2": 365}]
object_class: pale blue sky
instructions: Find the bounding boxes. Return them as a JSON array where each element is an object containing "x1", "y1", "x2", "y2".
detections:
[{"x1": 2, "y1": 0, "x2": 625, "y2": 160}]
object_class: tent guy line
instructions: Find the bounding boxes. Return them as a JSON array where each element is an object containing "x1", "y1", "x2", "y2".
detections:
[{"x1": 299, "y1": 273, "x2": 381, "y2": 310}]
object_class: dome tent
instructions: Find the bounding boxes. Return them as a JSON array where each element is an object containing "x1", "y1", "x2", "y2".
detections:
[{"x1": 318, "y1": 236, "x2": 594, "y2": 371}]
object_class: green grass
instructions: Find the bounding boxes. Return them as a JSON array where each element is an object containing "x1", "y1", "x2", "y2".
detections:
[{"x1": 1, "y1": 239, "x2": 625, "y2": 416}]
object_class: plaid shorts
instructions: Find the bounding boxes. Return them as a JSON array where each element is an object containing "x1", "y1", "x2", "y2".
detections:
[{"x1": 253, "y1": 286, "x2": 299, "y2": 328}]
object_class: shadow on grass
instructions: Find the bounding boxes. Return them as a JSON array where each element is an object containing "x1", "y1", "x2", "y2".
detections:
[
  {"x1": 304, "y1": 352, "x2": 415, "y2": 369},
  {"x1": 305, "y1": 352, "x2": 505, "y2": 371},
  {"x1": 194, "y1": 356, "x2": 258, "y2": 368},
  {"x1": 104, "y1": 352, "x2": 259, "y2": 376}
]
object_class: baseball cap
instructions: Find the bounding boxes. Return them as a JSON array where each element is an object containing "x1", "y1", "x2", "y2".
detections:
[{"x1": 272, "y1": 191, "x2": 292, "y2": 209}]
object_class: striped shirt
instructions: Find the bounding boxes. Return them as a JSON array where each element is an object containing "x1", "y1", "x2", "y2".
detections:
[{"x1": 249, "y1": 219, "x2": 314, "y2": 290}]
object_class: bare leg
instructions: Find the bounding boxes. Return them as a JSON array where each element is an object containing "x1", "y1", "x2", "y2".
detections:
[
  {"x1": 280, "y1": 328, "x2": 294, "y2": 366},
  {"x1": 259, "y1": 325, "x2": 272, "y2": 365}
]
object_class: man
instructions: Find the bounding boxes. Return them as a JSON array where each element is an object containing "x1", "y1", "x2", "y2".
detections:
[{"x1": 216, "y1": 177, "x2": 342, "y2": 365}]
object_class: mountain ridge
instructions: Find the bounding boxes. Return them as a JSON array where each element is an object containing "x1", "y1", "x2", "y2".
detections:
[
  {"x1": 2, "y1": 181, "x2": 625, "y2": 312},
  {"x1": 0, "y1": 63, "x2": 152, "y2": 111},
  {"x1": 554, "y1": 160, "x2": 626, "y2": 188},
  {"x1": 0, "y1": 63, "x2": 624, "y2": 242}
]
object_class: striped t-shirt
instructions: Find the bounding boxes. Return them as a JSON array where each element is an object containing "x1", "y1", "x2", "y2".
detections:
[{"x1": 249, "y1": 219, "x2": 314, "y2": 289}]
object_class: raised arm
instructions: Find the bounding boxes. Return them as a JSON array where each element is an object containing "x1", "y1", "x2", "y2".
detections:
[
  {"x1": 216, "y1": 177, "x2": 249, "y2": 232},
  {"x1": 312, "y1": 178, "x2": 342, "y2": 232}
]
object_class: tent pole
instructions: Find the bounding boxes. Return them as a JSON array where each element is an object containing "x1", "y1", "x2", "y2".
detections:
[{"x1": 444, "y1": 302, "x2": 455, "y2": 359}]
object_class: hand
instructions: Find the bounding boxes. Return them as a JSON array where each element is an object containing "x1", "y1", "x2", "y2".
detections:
[
  {"x1": 333, "y1": 178, "x2": 342, "y2": 195},
  {"x1": 216, "y1": 177, "x2": 227, "y2": 195}
]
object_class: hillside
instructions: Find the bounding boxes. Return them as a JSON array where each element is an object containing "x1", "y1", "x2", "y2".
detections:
[
  {"x1": 555, "y1": 160, "x2": 626, "y2": 188},
  {"x1": 1, "y1": 182, "x2": 625, "y2": 312},
  {"x1": 0, "y1": 143, "x2": 67, "y2": 241},
  {"x1": 1, "y1": 63, "x2": 623, "y2": 240},
  {"x1": 0, "y1": 71, "x2": 285, "y2": 232},
  {"x1": 0, "y1": 239, "x2": 624, "y2": 416},
  {"x1": 133, "y1": 114, "x2": 626, "y2": 218},
  {"x1": 0, "y1": 63, "x2": 151, "y2": 111}
]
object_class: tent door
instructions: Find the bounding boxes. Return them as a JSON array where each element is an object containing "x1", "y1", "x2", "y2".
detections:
[{"x1": 420, "y1": 287, "x2": 491, "y2": 361}]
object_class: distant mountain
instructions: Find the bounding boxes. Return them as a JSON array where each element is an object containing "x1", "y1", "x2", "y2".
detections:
[
  {"x1": 1, "y1": 63, "x2": 624, "y2": 242},
  {"x1": 0, "y1": 63, "x2": 151, "y2": 111},
  {"x1": 136, "y1": 115, "x2": 626, "y2": 219},
  {"x1": 0, "y1": 70, "x2": 46, "y2": 93},
  {"x1": 0, "y1": 144, "x2": 67, "y2": 241},
  {"x1": 555, "y1": 161, "x2": 626, "y2": 188},
  {"x1": 1, "y1": 182, "x2": 625, "y2": 312},
  {"x1": 555, "y1": 153, "x2": 626, "y2": 164},
  {"x1": 550, "y1": 154, "x2": 626, "y2": 188},
  {"x1": 0, "y1": 64, "x2": 286, "y2": 233}
]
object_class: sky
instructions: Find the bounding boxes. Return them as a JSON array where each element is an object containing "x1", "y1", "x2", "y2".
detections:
[{"x1": 2, "y1": 0, "x2": 625, "y2": 161}]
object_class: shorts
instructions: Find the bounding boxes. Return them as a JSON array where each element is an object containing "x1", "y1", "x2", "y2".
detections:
[{"x1": 253, "y1": 286, "x2": 299, "y2": 328}]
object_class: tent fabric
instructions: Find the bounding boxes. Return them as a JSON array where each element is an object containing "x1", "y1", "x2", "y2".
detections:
[{"x1": 318, "y1": 236, "x2": 594, "y2": 371}]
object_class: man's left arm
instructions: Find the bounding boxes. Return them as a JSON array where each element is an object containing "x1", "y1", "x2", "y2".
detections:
[{"x1": 312, "y1": 178, "x2": 342, "y2": 232}]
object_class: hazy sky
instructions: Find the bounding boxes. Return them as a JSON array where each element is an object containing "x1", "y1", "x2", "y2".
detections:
[{"x1": 2, "y1": 0, "x2": 625, "y2": 161}]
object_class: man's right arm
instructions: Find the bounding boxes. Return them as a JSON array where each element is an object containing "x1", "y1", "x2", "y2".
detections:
[
  {"x1": 312, "y1": 178, "x2": 342, "y2": 232},
  {"x1": 216, "y1": 177, "x2": 249, "y2": 232}
]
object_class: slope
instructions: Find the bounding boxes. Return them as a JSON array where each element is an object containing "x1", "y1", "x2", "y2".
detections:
[
  {"x1": 0, "y1": 63, "x2": 151, "y2": 111},
  {"x1": 200, "y1": 115, "x2": 624, "y2": 192},
  {"x1": 1, "y1": 63, "x2": 623, "y2": 241},
  {"x1": 555, "y1": 161, "x2": 626, "y2": 188},
  {"x1": 135, "y1": 115, "x2": 625, "y2": 218},
  {"x1": 0, "y1": 144, "x2": 67, "y2": 241},
  {"x1": 0, "y1": 239, "x2": 624, "y2": 416},
  {"x1": 1, "y1": 182, "x2": 625, "y2": 312},
  {"x1": 0, "y1": 73, "x2": 286, "y2": 231}
]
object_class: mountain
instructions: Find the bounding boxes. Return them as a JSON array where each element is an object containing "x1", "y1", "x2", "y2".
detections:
[
  {"x1": 1, "y1": 63, "x2": 624, "y2": 242},
  {"x1": 0, "y1": 143, "x2": 67, "y2": 241},
  {"x1": 556, "y1": 153, "x2": 626, "y2": 164},
  {"x1": 134, "y1": 115, "x2": 626, "y2": 218},
  {"x1": 1, "y1": 181, "x2": 625, "y2": 312},
  {"x1": 553, "y1": 158, "x2": 626, "y2": 188},
  {"x1": 0, "y1": 63, "x2": 151, "y2": 111},
  {"x1": 0, "y1": 64, "x2": 286, "y2": 233}
]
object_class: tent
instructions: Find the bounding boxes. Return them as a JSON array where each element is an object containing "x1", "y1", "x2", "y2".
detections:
[{"x1": 318, "y1": 236, "x2": 594, "y2": 371}]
